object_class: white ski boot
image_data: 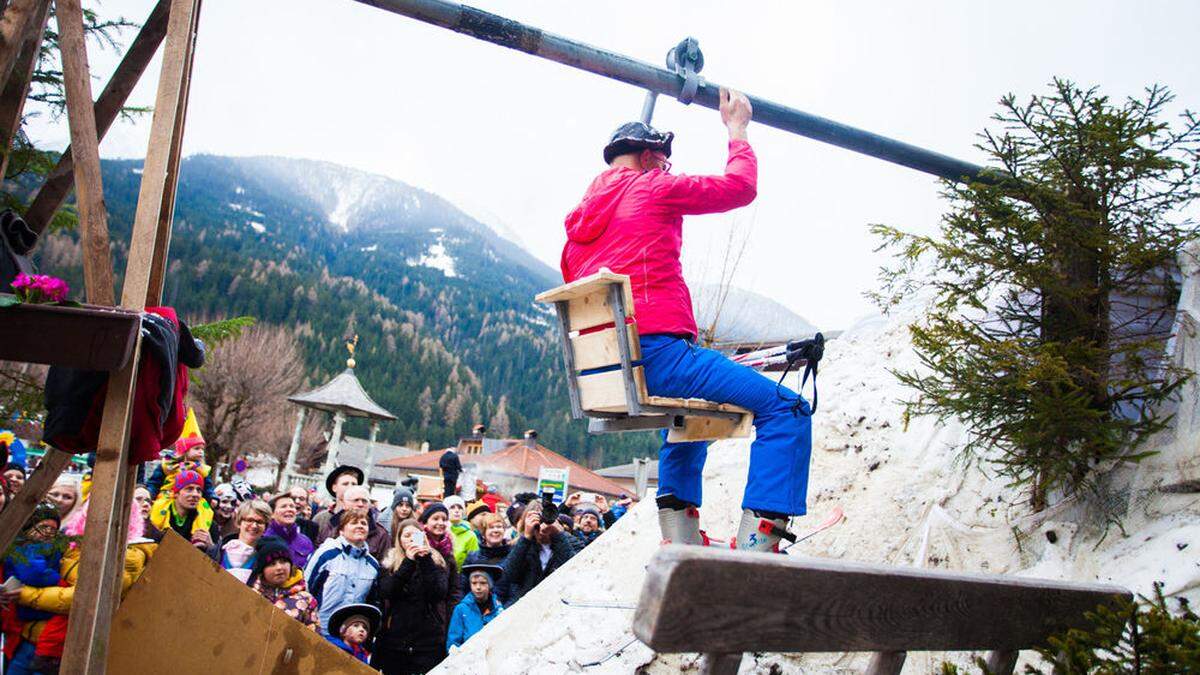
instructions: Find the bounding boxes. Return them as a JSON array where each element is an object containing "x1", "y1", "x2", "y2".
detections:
[
  {"x1": 657, "y1": 503, "x2": 704, "y2": 545},
  {"x1": 735, "y1": 509, "x2": 790, "y2": 552}
]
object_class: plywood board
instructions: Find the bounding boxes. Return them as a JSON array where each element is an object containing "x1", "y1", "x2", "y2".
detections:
[
  {"x1": 108, "y1": 532, "x2": 374, "y2": 674},
  {"x1": 578, "y1": 366, "x2": 647, "y2": 413},
  {"x1": 666, "y1": 412, "x2": 753, "y2": 443},
  {"x1": 571, "y1": 324, "x2": 641, "y2": 371}
]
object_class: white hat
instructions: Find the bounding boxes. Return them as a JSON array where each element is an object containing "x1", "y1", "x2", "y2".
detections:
[{"x1": 444, "y1": 495, "x2": 466, "y2": 510}]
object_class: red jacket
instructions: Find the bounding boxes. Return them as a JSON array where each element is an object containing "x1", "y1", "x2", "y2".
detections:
[{"x1": 560, "y1": 140, "x2": 758, "y2": 338}]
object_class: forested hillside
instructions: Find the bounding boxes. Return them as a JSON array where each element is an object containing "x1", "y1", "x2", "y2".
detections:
[{"x1": 29, "y1": 155, "x2": 657, "y2": 466}]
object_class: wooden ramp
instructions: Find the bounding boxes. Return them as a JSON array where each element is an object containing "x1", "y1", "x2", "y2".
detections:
[
  {"x1": 107, "y1": 533, "x2": 373, "y2": 674},
  {"x1": 633, "y1": 545, "x2": 1131, "y2": 674}
]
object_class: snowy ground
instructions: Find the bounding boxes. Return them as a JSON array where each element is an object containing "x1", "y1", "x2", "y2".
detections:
[{"x1": 434, "y1": 268, "x2": 1200, "y2": 674}]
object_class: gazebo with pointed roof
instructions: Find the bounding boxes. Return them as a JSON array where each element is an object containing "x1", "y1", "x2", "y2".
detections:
[{"x1": 281, "y1": 336, "x2": 396, "y2": 485}]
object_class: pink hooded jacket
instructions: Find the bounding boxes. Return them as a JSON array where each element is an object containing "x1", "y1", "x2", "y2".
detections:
[{"x1": 560, "y1": 140, "x2": 758, "y2": 338}]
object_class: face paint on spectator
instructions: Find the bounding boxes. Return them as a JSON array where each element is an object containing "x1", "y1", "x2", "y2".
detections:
[{"x1": 133, "y1": 486, "x2": 152, "y2": 519}]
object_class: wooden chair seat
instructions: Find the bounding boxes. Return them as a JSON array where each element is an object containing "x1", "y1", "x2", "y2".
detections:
[{"x1": 536, "y1": 270, "x2": 753, "y2": 442}]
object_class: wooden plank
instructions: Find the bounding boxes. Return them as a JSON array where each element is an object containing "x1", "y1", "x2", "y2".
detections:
[
  {"x1": 578, "y1": 366, "x2": 647, "y2": 413},
  {"x1": 571, "y1": 324, "x2": 641, "y2": 371},
  {"x1": 645, "y1": 396, "x2": 750, "y2": 415},
  {"x1": 107, "y1": 533, "x2": 375, "y2": 674},
  {"x1": 552, "y1": 301, "x2": 584, "y2": 418},
  {"x1": 58, "y1": 343, "x2": 140, "y2": 674},
  {"x1": 0, "y1": 0, "x2": 40, "y2": 93},
  {"x1": 632, "y1": 545, "x2": 1131, "y2": 654},
  {"x1": 0, "y1": 0, "x2": 48, "y2": 179},
  {"x1": 24, "y1": 0, "x2": 172, "y2": 234},
  {"x1": 866, "y1": 651, "x2": 907, "y2": 675},
  {"x1": 0, "y1": 448, "x2": 71, "y2": 556},
  {"x1": 119, "y1": 0, "x2": 197, "y2": 309},
  {"x1": 56, "y1": 0, "x2": 114, "y2": 305},
  {"x1": 146, "y1": 0, "x2": 200, "y2": 302},
  {"x1": 608, "y1": 282, "x2": 642, "y2": 415},
  {"x1": 666, "y1": 411, "x2": 753, "y2": 443},
  {"x1": 535, "y1": 268, "x2": 632, "y2": 304}
]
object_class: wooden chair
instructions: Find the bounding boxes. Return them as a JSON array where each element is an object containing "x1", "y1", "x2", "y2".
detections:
[
  {"x1": 536, "y1": 270, "x2": 753, "y2": 442},
  {"x1": 633, "y1": 545, "x2": 1132, "y2": 675}
]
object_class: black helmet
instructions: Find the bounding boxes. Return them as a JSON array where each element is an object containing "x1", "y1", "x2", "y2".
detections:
[{"x1": 603, "y1": 122, "x2": 674, "y2": 164}]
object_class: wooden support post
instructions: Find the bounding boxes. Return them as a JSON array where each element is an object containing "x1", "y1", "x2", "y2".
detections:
[
  {"x1": 60, "y1": 0, "x2": 201, "y2": 672},
  {"x1": 0, "y1": 449, "x2": 72, "y2": 554},
  {"x1": 700, "y1": 653, "x2": 742, "y2": 675},
  {"x1": 866, "y1": 651, "x2": 907, "y2": 675},
  {"x1": 985, "y1": 649, "x2": 1020, "y2": 675},
  {"x1": 0, "y1": 0, "x2": 48, "y2": 179},
  {"x1": 0, "y1": 0, "x2": 41, "y2": 92},
  {"x1": 23, "y1": 0, "x2": 172, "y2": 233},
  {"x1": 56, "y1": 0, "x2": 114, "y2": 305}
]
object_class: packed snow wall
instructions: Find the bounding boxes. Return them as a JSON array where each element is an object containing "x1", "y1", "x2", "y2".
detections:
[{"x1": 435, "y1": 247, "x2": 1200, "y2": 674}]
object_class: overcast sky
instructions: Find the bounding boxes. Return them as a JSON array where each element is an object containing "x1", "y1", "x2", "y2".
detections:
[{"x1": 25, "y1": 0, "x2": 1200, "y2": 329}]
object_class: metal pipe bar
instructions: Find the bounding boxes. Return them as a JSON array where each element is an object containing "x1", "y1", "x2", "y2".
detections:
[{"x1": 353, "y1": 0, "x2": 990, "y2": 183}]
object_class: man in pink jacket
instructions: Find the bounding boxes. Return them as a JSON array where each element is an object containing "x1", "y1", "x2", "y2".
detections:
[{"x1": 561, "y1": 89, "x2": 813, "y2": 552}]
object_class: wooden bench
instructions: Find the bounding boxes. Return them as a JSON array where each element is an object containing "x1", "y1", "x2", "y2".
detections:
[
  {"x1": 536, "y1": 270, "x2": 753, "y2": 442},
  {"x1": 633, "y1": 545, "x2": 1132, "y2": 674}
]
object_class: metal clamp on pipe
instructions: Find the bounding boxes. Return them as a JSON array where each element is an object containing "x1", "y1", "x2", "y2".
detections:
[{"x1": 666, "y1": 36, "x2": 703, "y2": 105}]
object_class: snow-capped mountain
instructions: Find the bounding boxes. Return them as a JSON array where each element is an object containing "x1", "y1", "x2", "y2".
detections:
[{"x1": 692, "y1": 283, "x2": 820, "y2": 343}]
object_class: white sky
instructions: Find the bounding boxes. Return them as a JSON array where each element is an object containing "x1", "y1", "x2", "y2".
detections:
[{"x1": 25, "y1": 0, "x2": 1200, "y2": 329}]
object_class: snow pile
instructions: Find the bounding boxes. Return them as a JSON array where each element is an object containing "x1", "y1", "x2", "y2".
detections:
[{"x1": 435, "y1": 261, "x2": 1200, "y2": 674}]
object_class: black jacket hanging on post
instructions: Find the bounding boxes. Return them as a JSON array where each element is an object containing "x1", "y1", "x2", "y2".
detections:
[{"x1": 0, "y1": 210, "x2": 37, "y2": 292}]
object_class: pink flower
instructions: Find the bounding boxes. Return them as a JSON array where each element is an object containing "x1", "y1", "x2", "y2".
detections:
[{"x1": 10, "y1": 273, "x2": 70, "y2": 304}]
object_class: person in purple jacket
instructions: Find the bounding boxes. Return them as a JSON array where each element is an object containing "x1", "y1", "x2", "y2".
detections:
[{"x1": 265, "y1": 493, "x2": 315, "y2": 569}]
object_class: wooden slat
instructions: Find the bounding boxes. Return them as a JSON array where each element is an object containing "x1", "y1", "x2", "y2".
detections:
[
  {"x1": 645, "y1": 396, "x2": 750, "y2": 415},
  {"x1": 632, "y1": 546, "x2": 1131, "y2": 654},
  {"x1": 578, "y1": 366, "x2": 647, "y2": 413},
  {"x1": 56, "y1": 0, "x2": 114, "y2": 305},
  {"x1": 866, "y1": 651, "x2": 907, "y2": 675},
  {"x1": 0, "y1": 449, "x2": 72, "y2": 555},
  {"x1": 0, "y1": 0, "x2": 40, "y2": 92},
  {"x1": 666, "y1": 411, "x2": 753, "y2": 443},
  {"x1": 24, "y1": 0, "x2": 172, "y2": 233},
  {"x1": 571, "y1": 323, "x2": 641, "y2": 371},
  {"x1": 0, "y1": 0, "x2": 48, "y2": 179},
  {"x1": 535, "y1": 269, "x2": 632, "y2": 304}
]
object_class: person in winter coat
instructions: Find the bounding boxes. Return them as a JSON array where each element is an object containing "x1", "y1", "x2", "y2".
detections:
[
  {"x1": 287, "y1": 486, "x2": 320, "y2": 543},
  {"x1": 460, "y1": 512, "x2": 511, "y2": 603},
  {"x1": 438, "y1": 450, "x2": 461, "y2": 499},
  {"x1": 570, "y1": 503, "x2": 605, "y2": 549},
  {"x1": 145, "y1": 435, "x2": 216, "y2": 508},
  {"x1": 312, "y1": 465, "x2": 363, "y2": 546},
  {"x1": 372, "y1": 518, "x2": 450, "y2": 674},
  {"x1": 318, "y1": 485, "x2": 391, "y2": 560},
  {"x1": 499, "y1": 502, "x2": 576, "y2": 604},
  {"x1": 211, "y1": 483, "x2": 239, "y2": 539},
  {"x1": 561, "y1": 89, "x2": 812, "y2": 553},
  {"x1": 249, "y1": 536, "x2": 319, "y2": 630},
  {"x1": 265, "y1": 493, "x2": 315, "y2": 569},
  {"x1": 150, "y1": 470, "x2": 218, "y2": 554},
  {"x1": 379, "y1": 486, "x2": 415, "y2": 535},
  {"x1": 304, "y1": 508, "x2": 380, "y2": 635},
  {"x1": 443, "y1": 496, "x2": 479, "y2": 568},
  {"x1": 446, "y1": 563, "x2": 503, "y2": 651},
  {"x1": 217, "y1": 500, "x2": 269, "y2": 583},
  {"x1": 1, "y1": 501, "x2": 67, "y2": 670},
  {"x1": 325, "y1": 603, "x2": 380, "y2": 665},
  {"x1": 418, "y1": 503, "x2": 462, "y2": 613},
  {"x1": 1, "y1": 501, "x2": 153, "y2": 674}
]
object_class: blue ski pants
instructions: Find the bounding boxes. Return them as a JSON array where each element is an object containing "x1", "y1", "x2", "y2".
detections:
[{"x1": 640, "y1": 335, "x2": 812, "y2": 515}]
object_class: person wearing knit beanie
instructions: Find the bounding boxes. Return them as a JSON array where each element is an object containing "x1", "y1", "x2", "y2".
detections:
[
  {"x1": 250, "y1": 536, "x2": 319, "y2": 630},
  {"x1": 419, "y1": 502, "x2": 448, "y2": 524},
  {"x1": 172, "y1": 469, "x2": 204, "y2": 493},
  {"x1": 251, "y1": 536, "x2": 292, "y2": 579}
]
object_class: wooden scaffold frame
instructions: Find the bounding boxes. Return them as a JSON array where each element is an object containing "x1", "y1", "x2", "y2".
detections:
[{"x1": 0, "y1": 0, "x2": 200, "y2": 671}]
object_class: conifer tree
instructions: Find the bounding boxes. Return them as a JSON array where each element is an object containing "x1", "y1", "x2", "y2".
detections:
[{"x1": 873, "y1": 80, "x2": 1199, "y2": 509}]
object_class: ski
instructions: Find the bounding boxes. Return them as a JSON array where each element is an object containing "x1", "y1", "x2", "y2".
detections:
[
  {"x1": 561, "y1": 598, "x2": 637, "y2": 610},
  {"x1": 578, "y1": 636, "x2": 640, "y2": 668},
  {"x1": 782, "y1": 505, "x2": 845, "y2": 552}
]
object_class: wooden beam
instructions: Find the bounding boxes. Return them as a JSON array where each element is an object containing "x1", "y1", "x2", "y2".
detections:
[
  {"x1": 0, "y1": 449, "x2": 71, "y2": 555},
  {"x1": 699, "y1": 653, "x2": 742, "y2": 675},
  {"x1": 633, "y1": 546, "x2": 1131, "y2": 654},
  {"x1": 0, "y1": 0, "x2": 41, "y2": 93},
  {"x1": 56, "y1": 0, "x2": 114, "y2": 305},
  {"x1": 985, "y1": 649, "x2": 1020, "y2": 675},
  {"x1": 23, "y1": 0, "x2": 171, "y2": 234},
  {"x1": 119, "y1": 0, "x2": 197, "y2": 309},
  {"x1": 60, "y1": 0, "x2": 201, "y2": 671},
  {"x1": 0, "y1": 0, "x2": 48, "y2": 179}
]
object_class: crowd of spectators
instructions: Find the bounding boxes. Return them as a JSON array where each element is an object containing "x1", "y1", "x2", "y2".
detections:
[{"x1": 0, "y1": 435, "x2": 636, "y2": 674}]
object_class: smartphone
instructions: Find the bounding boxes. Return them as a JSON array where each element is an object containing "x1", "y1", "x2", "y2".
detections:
[
  {"x1": 581, "y1": 493, "x2": 596, "y2": 503},
  {"x1": 411, "y1": 530, "x2": 426, "y2": 547}
]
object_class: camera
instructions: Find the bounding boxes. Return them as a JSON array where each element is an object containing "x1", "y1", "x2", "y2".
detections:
[{"x1": 540, "y1": 487, "x2": 559, "y2": 524}]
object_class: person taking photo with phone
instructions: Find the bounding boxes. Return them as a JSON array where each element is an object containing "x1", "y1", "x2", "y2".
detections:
[{"x1": 374, "y1": 519, "x2": 450, "y2": 674}]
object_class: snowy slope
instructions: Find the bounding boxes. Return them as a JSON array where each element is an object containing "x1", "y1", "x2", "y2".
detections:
[
  {"x1": 433, "y1": 250, "x2": 1200, "y2": 674},
  {"x1": 692, "y1": 284, "x2": 821, "y2": 343}
]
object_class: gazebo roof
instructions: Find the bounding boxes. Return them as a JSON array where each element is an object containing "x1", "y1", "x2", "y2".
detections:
[{"x1": 288, "y1": 367, "x2": 397, "y2": 420}]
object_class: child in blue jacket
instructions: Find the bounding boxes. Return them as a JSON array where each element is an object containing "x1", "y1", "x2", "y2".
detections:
[{"x1": 447, "y1": 563, "x2": 504, "y2": 650}]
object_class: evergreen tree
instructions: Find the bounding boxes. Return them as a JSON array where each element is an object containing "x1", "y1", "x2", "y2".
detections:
[{"x1": 873, "y1": 80, "x2": 1199, "y2": 509}]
